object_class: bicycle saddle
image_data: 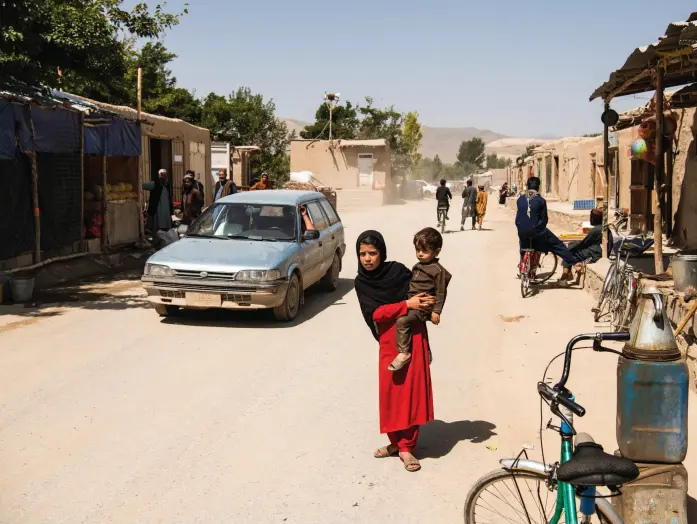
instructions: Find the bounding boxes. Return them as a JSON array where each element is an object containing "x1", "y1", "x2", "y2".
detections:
[
  {"x1": 557, "y1": 434, "x2": 639, "y2": 487},
  {"x1": 614, "y1": 237, "x2": 654, "y2": 256}
]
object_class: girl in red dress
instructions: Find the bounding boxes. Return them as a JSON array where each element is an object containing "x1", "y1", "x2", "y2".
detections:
[{"x1": 354, "y1": 230, "x2": 435, "y2": 472}]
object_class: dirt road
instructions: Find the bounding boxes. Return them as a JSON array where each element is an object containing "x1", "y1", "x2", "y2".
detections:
[{"x1": 1, "y1": 198, "x2": 695, "y2": 523}]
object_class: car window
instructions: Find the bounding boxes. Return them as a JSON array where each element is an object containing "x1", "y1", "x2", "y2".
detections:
[
  {"x1": 319, "y1": 199, "x2": 340, "y2": 225},
  {"x1": 188, "y1": 203, "x2": 297, "y2": 241},
  {"x1": 306, "y1": 201, "x2": 329, "y2": 231}
]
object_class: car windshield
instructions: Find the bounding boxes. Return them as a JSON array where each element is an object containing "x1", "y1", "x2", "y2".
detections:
[{"x1": 187, "y1": 203, "x2": 297, "y2": 241}]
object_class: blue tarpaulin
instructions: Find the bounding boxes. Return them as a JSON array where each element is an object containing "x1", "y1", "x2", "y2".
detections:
[
  {"x1": 0, "y1": 102, "x2": 141, "y2": 158},
  {"x1": 0, "y1": 100, "x2": 16, "y2": 159},
  {"x1": 84, "y1": 116, "x2": 141, "y2": 156}
]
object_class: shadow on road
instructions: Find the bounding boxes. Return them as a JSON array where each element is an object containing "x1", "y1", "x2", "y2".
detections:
[
  {"x1": 161, "y1": 278, "x2": 355, "y2": 329},
  {"x1": 418, "y1": 419, "x2": 497, "y2": 459},
  {"x1": 5, "y1": 271, "x2": 150, "y2": 317}
]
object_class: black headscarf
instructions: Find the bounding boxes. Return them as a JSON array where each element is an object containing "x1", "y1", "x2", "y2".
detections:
[{"x1": 354, "y1": 230, "x2": 412, "y2": 341}]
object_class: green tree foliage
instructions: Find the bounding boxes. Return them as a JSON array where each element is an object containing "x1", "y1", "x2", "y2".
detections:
[
  {"x1": 523, "y1": 143, "x2": 541, "y2": 158},
  {"x1": 486, "y1": 153, "x2": 512, "y2": 169},
  {"x1": 0, "y1": 0, "x2": 186, "y2": 94},
  {"x1": 433, "y1": 155, "x2": 443, "y2": 180},
  {"x1": 456, "y1": 137, "x2": 486, "y2": 168},
  {"x1": 200, "y1": 88, "x2": 291, "y2": 186},
  {"x1": 299, "y1": 101, "x2": 359, "y2": 140},
  {"x1": 401, "y1": 111, "x2": 423, "y2": 174}
]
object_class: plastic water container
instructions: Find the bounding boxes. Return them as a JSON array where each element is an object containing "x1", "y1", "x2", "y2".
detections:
[{"x1": 617, "y1": 356, "x2": 689, "y2": 463}]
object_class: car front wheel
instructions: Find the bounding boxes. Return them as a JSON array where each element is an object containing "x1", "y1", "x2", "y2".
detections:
[
  {"x1": 155, "y1": 304, "x2": 179, "y2": 317},
  {"x1": 273, "y1": 273, "x2": 300, "y2": 322}
]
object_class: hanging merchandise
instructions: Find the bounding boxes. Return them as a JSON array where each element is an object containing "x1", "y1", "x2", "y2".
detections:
[
  {"x1": 638, "y1": 119, "x2": 657, "y2": 140},
  {"x1": 631, "y1": 138, "x2": 649, "y2": 160}
]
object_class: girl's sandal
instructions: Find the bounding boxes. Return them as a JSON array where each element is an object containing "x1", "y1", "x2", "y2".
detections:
[
  {"x1": 374, "y1": 445, "x2": 398, "y2": 458},
  {"x1": 388, "y1": 354, "x2": 411, "y2": 372},
  {"x1": 402, "y1": 456, "x2": 421, "y2": 472}
]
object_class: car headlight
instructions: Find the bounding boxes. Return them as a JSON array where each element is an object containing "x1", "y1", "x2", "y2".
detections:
[
  {"x1": 145, "y1": 263, "x2": 174, "y2": 277},
  {"x1": 235, "y1": 269, "x2": 282, "y2": 282}
]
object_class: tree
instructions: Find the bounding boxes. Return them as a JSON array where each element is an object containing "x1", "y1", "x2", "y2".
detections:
[
  {"x1": 299, "y1": 101, "x2": 359, "y2": 140},
  {"x1": 200, "y1": 88, "x2": 291, "y2": 186},
  {"x1": 1, "y1": 0, "x2": 187, "y2": 94},
  {"x1": 485, "y1": 153, "x2": 512, "y2": 169},
  {"x1": 433, "y1": 155, "x2": 443, "y2": 181},
  {"x1": 523, "y1": 143, "x2": 541, "y2": 159},
  {"x1": 400, "y1": 111, "x2": 423, "y2": 174},
  {"x1": 456, "y1": 137, "x2": 486, "y2": 168}
]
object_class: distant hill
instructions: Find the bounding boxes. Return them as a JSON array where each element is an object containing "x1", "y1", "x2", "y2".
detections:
[{"x1": 282, "y1": 118, "x2": 551, "y2": 163}]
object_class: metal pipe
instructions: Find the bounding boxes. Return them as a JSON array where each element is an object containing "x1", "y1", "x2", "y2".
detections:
[
  {"x1": 654, "y1": 69, "x2": 665, "y2": 274},
  {"x1": 137, "y1": 67, "x2": 144, "y2": 242}
]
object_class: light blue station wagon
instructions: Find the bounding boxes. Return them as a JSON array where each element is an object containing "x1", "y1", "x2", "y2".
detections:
[{"x1": 142, "y1": 190, "x2": 346, "y2": 321}]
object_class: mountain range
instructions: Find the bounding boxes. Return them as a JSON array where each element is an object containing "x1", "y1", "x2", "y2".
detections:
[{"x1": 282, "y1": 118, "x2": 552, "y2": 163}]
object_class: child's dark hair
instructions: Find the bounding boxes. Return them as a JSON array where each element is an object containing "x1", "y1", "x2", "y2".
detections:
[{"x1": 413, "y1": 227, "x2": 443, "y2": 252}]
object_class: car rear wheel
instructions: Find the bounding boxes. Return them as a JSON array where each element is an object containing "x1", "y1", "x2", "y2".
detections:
[
  {"x1": 155, "y1": 304, "x2": 179, "y2": 317},
  {"x1": 273, "y1": 273, "x2": 300, "y2": 322},
  {"x1": 321, "y1": 253, "x2": 341, "y2": 291}
]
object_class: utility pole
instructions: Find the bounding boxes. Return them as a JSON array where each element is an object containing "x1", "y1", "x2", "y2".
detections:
[{"x1": 325, "y1": 92, "x2": 340, "y2": 141}]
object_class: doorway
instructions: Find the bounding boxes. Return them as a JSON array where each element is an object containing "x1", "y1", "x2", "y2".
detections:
[
  {"x1": 358, "y1": 153, "x2": 373, "y2": 188},
  {"x1": 553, "y1": 156, "x2": 560, "y2": 196},
  {"x1": 150, "y1": 138, "x2": 172, "y2": 182}
]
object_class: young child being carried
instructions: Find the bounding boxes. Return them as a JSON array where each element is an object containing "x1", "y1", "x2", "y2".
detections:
[{"x1": 390, "y1": 227, "x2": 452, "y2": 371}]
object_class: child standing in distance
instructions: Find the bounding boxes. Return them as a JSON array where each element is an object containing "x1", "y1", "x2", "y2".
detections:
[{"x1": 390, "y1": 227, "x2": 452, "y2": 371}]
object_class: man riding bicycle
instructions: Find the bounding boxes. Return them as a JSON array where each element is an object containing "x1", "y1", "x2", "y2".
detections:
[
  {"x1": 435, "y1": 179, "x2": 452, "y2": 225},
  {"x1": 515, "y1": 176, "x2": 581, "y2": 269}
]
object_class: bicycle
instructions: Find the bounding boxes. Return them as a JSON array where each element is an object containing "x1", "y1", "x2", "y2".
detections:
[
  {"x1": 593, "y1": 214, "x2": 653, "y2": 331},
  {"x1": 519, "y1": 241, "x2": 559, "y2": 298},
  {"x1": 463, "y1": 331, "x2": 639, "y2": 523},
  {"x1": 437, "y1": 203, "x2": 449, "y2": 234}
]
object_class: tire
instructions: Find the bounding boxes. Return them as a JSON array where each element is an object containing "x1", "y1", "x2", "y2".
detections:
[
  {"x1": 273, "y1": 273, "x2": 301, "y2": 322},
  {"x1": 533, "y1": 253, "x2": 558, "y2": 284},
  {"x1": 154, "y1": 304, "x2": 179, "y2": 317},
  {"x1": 424, "y1": 190, "x2": 433, "y2": 198},
  {"x1": 520, "y1": 274, "x2": 531, "y2": 298},
  {"x1": 464, "y1": 469, "x2": 616, "y2": 523},
  {"x1": 320, "y1": 253, "x2": 341, "y2": 291},
  {"x1": 594, "y1": 265, "x2": 616, "y2": 322}
]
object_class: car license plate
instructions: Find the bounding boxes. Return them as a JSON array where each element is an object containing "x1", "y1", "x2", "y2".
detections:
[{"x1": 185, "y1": 292, "x2": 221, "y2": 307}]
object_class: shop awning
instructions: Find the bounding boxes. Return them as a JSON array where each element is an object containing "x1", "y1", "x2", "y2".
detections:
[{"x1": 590, "y1": 12, "x2": 697, "y2": 102}]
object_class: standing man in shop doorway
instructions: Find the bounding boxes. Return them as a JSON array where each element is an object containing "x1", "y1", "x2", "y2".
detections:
[{"x1": 143, "y1": 168, "x2": 174, "y2": 234}]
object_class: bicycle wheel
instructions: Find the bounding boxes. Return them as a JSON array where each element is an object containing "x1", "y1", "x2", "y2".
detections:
[
  {"x1": 612, "y1": 272, "x2": 635, "y2": 331},
  {"x1": 463, "y1": 469, "x2": 616, "y2": 523},
  {"x1": 594, "y1": 264, "x2": 617, "y2": 322},
  {"x1": 441, "y1": 213, "x2": 446, "y2": 234},
  {"x1": 533, "y1": 252, "x2": 558, "y2": 284}
]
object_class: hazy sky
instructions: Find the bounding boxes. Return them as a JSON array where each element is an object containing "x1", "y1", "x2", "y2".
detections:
[{"x1": 143, "y1": 0, "x2": 692, "y2": 138}]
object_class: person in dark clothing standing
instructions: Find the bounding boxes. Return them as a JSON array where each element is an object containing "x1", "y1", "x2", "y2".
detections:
[
  {"x1": 181, "y1": 174, "x2": 204, "y2": 225},
  {"x1": 461, "y1": 179, "x2": 477, "y2": 231},
  {"x1": 143, "y1": 168, "x2": 174, "y2": 233},
  {"x1": 186, "y1": 170, "x2": 205, "y2": 202},
  {"x1": 560, "y1": 208, "x2": 610, "y2": 281},
  {"x1": 435, "y1": 179, "x2": 452, "y2": 223},
  {"x1": 214, "y1": 170, "x2": 237, "y2": 201},
  {"x1": 515, "y1": 176, "x2": 580, "y2": 267}
]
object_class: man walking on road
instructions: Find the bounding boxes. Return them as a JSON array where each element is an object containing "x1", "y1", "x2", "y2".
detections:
[
  {"x1": 461, "y1": 179, "x2": 477, "y2": 231},
  {"x1": 435, "y1": 179, "x2": 452, "y2": 222}
]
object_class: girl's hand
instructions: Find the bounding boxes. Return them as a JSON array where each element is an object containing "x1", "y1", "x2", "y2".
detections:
[{"x1": 407, "y1": 293, "x2": 435, "y2": 310}]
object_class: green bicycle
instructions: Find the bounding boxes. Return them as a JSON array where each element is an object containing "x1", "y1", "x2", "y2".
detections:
[{"x1": 463, "y1": 332, "x2": 640, "y2": 523}]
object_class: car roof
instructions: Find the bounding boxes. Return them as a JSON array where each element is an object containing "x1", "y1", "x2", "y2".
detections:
[{"x1": 217, "y1": 190, "x2": 322, "y2": 206}]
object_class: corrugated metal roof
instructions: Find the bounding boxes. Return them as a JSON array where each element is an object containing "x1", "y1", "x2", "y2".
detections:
[{"x1": 590, "y1": 12, "x2": 697, "y2": 102}]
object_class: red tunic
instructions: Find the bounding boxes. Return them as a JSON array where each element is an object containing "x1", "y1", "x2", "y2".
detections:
[{"x1": 373, "y1": 301, "x2": 434, "y2": 434}]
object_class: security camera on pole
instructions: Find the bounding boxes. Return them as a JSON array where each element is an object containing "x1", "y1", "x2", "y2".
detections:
[{"x1": 324, "y1": 92, "x2": 340, "y2": 140}]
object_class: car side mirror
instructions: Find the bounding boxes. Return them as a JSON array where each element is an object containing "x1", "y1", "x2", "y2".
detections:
[{"x1": 302, "y1": 229, "x2": 320, "y2": 241}]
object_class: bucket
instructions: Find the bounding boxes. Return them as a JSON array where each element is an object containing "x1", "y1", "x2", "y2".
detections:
[
  {"x1": 10, "y1": 277, "x2": 35, "y2": 302},
  {"x1": 671, "y1": 254, "x2": 697, "y2": 292}
]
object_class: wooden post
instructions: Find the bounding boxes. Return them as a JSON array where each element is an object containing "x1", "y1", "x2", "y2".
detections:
[
  {"x1": 101, "y1": 154, "x2": 108, "y2": 247},
  {"x1": 136, "y1": 67, "x2": 144, "y2": 241},
  {"x1": 666, "y1": 145, "x2": 674, "y2": 238},
  {"x1": 80, "y1": 114, "x2": 85, "y2": 250},
  {"x1": 602, "y1": 102, "x2": 610, "y2": 259},
  {"x1": 653, "y1": 68, "x2": 665, "y2": 274},
  {"x1": 28, "y1": 151, "x2": 41, "y2": 263}
]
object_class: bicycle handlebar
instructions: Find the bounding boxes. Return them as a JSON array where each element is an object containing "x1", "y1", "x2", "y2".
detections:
[
  {"x1": 537, "y1": 382, "x2": 586, "y2": 417},
  {"x1": 555, "y1": 332, "x2": 631, "y2": 391}
]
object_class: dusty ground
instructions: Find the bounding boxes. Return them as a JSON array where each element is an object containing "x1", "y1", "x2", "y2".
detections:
[{"x1": 1, "y1": 199, "x2": 695, "y2": 523}]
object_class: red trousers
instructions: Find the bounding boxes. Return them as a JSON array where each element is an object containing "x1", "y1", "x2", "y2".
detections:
[{"x1": 388, "y1": 425, "x2": 419, "y2": 452}]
